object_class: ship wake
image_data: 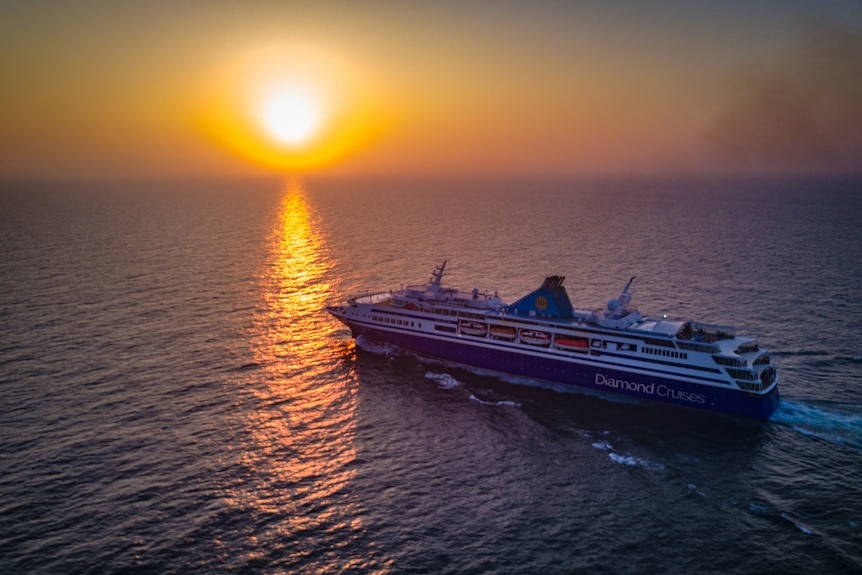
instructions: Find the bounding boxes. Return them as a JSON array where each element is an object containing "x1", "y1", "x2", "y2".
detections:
[{"x1": 771, "y1": 400, "x2": 862, "y2": 450}]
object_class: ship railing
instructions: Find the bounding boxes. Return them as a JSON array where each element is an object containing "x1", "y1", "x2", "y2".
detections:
[
  {"x1": 677, "y1": 340, "x2": 720, "y2": 354},
  {"x1": 350, "y1": 291, "x2": 393, "y2": 305},
  {"x1": 677, "y1": 321, "x2": 736, "y2": 343}
]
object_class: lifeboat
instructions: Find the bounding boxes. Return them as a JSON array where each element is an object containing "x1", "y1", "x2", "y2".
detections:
[
  {"x1": 520, "y1": 329, "x2": 551, "y2": 346},
  {"x1": 490, "y1": 325, "x2": 517, "y2": 340},
  {"x1": 459, "y1": 320, "x2": 488, "y2": 336},
  {"x1": 554, "y1": 336, "x2": 590, "y2": 352}
]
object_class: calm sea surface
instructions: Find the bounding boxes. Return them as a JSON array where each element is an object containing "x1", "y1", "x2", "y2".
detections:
[{"x1": 1, "y1": 176, "x2": 861, "y2": 574}]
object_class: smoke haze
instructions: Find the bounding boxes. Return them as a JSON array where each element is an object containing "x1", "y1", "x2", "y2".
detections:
[{"x1": 708, "y1": 17, "x2": 862, "y2": 174}]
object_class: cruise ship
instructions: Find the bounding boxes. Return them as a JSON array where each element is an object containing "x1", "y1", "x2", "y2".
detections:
[{"x1": 325, "y1": 261, "x2": 779, "y2": 419}]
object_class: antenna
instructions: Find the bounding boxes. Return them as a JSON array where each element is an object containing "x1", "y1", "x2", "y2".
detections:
[
  {"x1": 429, "y1": 260, "x2": 447, "y2": 290},
  {"x1": 618, "y1": 276, "x2": 635, "y2": 307}
]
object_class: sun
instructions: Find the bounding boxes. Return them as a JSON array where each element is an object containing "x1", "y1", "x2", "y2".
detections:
[
  {"x1": 261, "y1": 88, "x2": 321, "y2": 146},
  {"x1": 201, "y1": 43, "x2": 391, "y2": 172}
]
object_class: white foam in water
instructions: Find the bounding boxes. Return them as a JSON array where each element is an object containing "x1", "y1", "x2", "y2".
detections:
[
  {"x1": 748, "y1": 502, "x2": 770, "y2": 514},
  {"x1": 781, "y1": 513, "x2": 814, "y2": 535},
  {"x1": 588, "y1": 438, "x2": 663, "y2": 470},
  {"x1": 772, "y1": 400, "x2": 862, "y2": 450},
  {"x1": 468, "y1": 394, "x2": 522, "y2": 408},
  {"x1": 608, "y1": 452, "x2": 665, "y2": 471},
  {"x1": 355, "y1": 335, "x2": 399, "y2": 357},
  {"x1": 687, "y1": 483, "x2": 707, "y2": 498},
  {"x1": 425, "y1": 372, "x2": 461, "y2": 389},
  {"x1": 609, "y1": 453, "x2": 639, "y2": 466}
]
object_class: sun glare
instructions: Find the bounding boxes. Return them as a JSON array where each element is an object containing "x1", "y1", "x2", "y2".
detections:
[
  {"x1": 261, "y1": 89, "x2": 321, "y2": 146},
  {"x1": 201, "y1": 43, "x2": 389, "y2": 173}
]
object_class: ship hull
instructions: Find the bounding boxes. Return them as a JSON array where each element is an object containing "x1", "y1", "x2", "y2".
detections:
[{"x1": 344, "y1": 321, "x2": 779, "y2": 420}]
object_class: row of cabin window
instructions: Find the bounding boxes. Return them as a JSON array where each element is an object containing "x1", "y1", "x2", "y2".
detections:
[
  {"x1": 594, "y1": 341, "x2": 637, "y2": 352},
  {"x1": 434, "y1": 308, "x2": 484, "y2": 319},
  {"x1": 373, "y1": 315, "x2": 420, "y2": 328},
  {"x1": 643, "y1": 347, "x2": 688, "y2": 360}
]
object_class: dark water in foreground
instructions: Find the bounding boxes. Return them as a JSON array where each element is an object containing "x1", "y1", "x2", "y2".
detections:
[{"x1": 1, "y1": 177, "x2": 861, "y2": 574}]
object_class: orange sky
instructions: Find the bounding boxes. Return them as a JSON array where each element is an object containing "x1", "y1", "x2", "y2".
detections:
[{"x1": 1, "y1": 1, "x2": 861, "y2": 180}]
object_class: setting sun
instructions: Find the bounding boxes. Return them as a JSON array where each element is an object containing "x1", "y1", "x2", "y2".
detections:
[
  {"x1": 199, "y1": 43, "x2": 389, "y2": 174},
  {"x1": 261, "y1": 89, "x2": 321, "y2": 146}
]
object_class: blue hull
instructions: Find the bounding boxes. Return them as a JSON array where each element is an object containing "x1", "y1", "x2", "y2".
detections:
[{"x1": 349, "y1": 323, "x2": 780, "y2": 420}]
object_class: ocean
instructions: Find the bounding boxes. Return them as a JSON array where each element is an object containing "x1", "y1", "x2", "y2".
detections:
[{"x1": 1, "y1": 176, "x2": 861, "y2": 574}]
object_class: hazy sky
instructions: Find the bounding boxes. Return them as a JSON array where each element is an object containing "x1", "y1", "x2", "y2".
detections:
[{"x1": 1, "y1": 0, "x2": 860, "y2": 179}]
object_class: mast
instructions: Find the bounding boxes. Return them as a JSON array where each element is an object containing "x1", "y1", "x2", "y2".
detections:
[{"x1": 429, "y1": 260, "x2": 447, "y2": 292}]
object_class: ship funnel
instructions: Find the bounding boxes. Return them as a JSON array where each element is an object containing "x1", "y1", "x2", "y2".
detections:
[{"x1": 508, "y1": 275, "x2": 574, "y2": 318}]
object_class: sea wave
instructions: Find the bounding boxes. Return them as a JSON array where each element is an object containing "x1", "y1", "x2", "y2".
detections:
[
  {"x1": 608, "y1": 452, "x2": 666, "y2": 471},
  {"x1": 590, "y1": 439, "x2": 664, "y2": 470},
  {"x1": 468, "y1": 394, "x2": 522, "y2": 408},
  {"x1": 425, "y1": 371, "x2": 462, "y2": 389},
  {"x1": 354, "y1": 334, "x2": 400, "y2": 357},
  {"x1": 771, "y1": 400, "x2": 862, "y2": 450}
]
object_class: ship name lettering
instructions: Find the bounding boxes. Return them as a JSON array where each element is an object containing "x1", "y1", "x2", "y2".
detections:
[
  {"x1": 594, "y1": 373, "x2": 654, "y2": 395},
  {"x1": 595, "y1": 374, "x2": 707, "y2": 405},
  {"x1": 656, "y1": 384, "x2": 707, "y2": 404}
]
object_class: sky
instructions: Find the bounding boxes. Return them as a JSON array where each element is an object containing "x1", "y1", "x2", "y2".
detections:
[{"x1": 1, "y1": 0, "x2": 861, "y2": 180}]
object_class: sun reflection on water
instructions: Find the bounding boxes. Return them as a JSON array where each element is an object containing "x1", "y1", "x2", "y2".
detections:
[{"x1": 226, "y1": 180, "x2": 381, "y2": 572}]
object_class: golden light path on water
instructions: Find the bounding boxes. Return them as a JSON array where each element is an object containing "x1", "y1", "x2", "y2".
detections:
[{"x1": 225, "y1": 182, "x2": 383, "y2": 572}]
